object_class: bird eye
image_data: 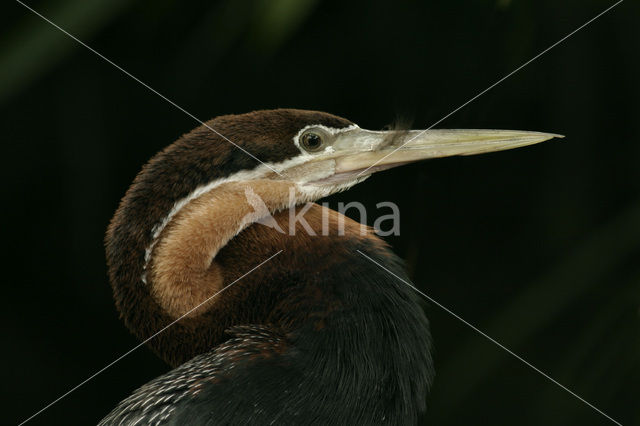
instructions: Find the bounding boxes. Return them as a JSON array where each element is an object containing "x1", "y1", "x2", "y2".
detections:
[{"x1": 300, "y1": 132, "x2": 325, "y2": 152}]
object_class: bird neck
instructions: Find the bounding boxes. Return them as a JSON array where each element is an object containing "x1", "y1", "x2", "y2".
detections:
[
  {"x1": 108, "y1": 177, "x2": 432, "y2": 420},
  {"x1": 147, "y1": 179, "x2": 302, "y2": 319}
]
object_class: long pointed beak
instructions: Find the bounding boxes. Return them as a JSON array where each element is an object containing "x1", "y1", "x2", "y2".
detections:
[{"x1": 332, "y1": 128, "x2": 563, "y2": 176}]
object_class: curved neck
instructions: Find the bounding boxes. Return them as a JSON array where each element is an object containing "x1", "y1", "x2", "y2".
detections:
[{"x1": 148, "y1": 179, "x2": 301, "y2": 319}]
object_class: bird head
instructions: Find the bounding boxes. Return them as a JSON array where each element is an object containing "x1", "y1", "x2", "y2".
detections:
[{"x1": 130, "y1": 108, "x2": 560, "y2": 224}]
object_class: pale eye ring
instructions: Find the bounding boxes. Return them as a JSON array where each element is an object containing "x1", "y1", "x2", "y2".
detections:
[{"x1": 300, "y1": 131, "x2": 325, "y2": 152}]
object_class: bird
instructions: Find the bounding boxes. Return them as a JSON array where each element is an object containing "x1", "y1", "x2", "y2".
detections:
[{"x1": 100, "y1": 109, "x2": 559, "y2": 425}]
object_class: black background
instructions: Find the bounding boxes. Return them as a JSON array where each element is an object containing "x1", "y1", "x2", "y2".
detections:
[{"x1": 2, "y1": 0, "x2": 639, "y2": 425}]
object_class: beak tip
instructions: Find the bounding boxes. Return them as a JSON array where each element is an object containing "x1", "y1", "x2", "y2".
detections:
[{"x1": 534, "y1": 132, "x2": 564, "y2": 143}]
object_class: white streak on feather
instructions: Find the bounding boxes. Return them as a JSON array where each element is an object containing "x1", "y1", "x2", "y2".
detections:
[{"x1": 142, "y1": 124, "x2": 358, "y2": 283}]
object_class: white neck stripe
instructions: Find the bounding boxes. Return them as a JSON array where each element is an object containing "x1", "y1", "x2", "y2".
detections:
[{"x1": 141, "y1": 124, "x2": 359, "y2": 282}]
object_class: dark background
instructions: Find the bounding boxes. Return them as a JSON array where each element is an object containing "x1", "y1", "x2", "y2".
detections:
[{"x1": 2, "y1": 0, "x2": 638, "y2": 425}]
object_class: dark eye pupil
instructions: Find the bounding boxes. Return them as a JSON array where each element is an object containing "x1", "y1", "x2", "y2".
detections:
[{"x1": 303, "y1": 133, "x2": 322, "y2": 150}]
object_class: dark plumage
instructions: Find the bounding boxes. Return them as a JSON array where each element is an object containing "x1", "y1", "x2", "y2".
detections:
[{"x1": 101, "y1": 242, "x2": 432, "y2": 425}]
